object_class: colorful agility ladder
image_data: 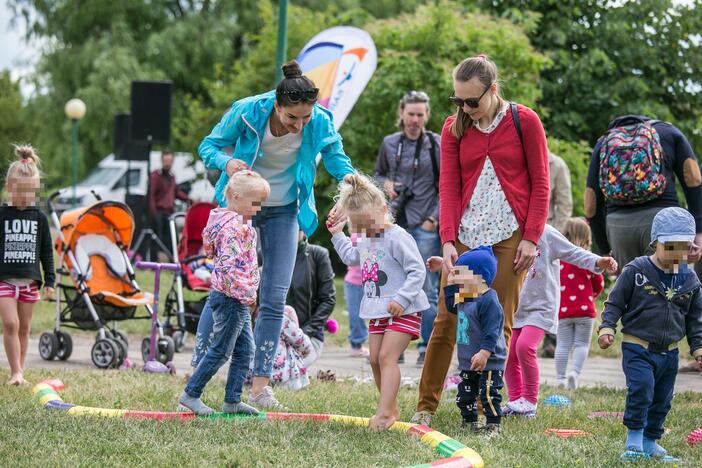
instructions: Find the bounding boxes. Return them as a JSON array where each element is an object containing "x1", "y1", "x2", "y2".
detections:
[{"x1": 33, "y1": 380, "x2": 483, "y2": 468}]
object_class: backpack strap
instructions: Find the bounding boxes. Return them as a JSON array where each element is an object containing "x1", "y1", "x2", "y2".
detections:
[
  {"x1": 510, "y1": 103, "x2": 524, "y2": 149},
  {"x1": 427, "y1": 132, "x2": 439, "y2": 192}
]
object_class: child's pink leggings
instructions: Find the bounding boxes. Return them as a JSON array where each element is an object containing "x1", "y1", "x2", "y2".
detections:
[{"x1": 505, "y1": 326, "x2": 545, "y2": 404}]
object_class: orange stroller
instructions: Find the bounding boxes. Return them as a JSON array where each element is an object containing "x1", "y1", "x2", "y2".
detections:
[{"x1": 38, "y1": 192, "x2": 175, "y2": 369}]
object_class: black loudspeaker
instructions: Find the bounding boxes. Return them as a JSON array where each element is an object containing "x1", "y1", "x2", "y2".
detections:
[
  {"x1": 114, "y1": 113, "x2": 131, "y2": 159},
  {"x1": 130, "y1": 80, "x2": 172, "y2": 144}
]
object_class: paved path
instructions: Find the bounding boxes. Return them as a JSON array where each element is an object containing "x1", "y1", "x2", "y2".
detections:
[{"x1": 3, "y1": 335, "x2": 700, "y2": 393}]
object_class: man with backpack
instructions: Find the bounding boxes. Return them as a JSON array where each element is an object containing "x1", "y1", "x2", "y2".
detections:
[
  {"x1": 375, "y1": 90, "x2": 441, "y2": 366},
  {"x1": 585, "y1": 115, "x2": 702, "y2": 267}
]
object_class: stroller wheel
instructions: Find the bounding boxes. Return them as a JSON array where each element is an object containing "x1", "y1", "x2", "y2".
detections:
[
  {"x1": 39, "y1": 332, "x2": 59, "y2": 361},
  {"x1": 91, "y1": 339, "x2": 119, "y2": 369},
  {"x1": 55, "y1": 331, "x2": 73, "y2": 361},
  {"x1": 111, "y1": 338, "x2": 126, "y2": 368},
  {"x1": 172, "y1": 330, "x2": 185, "y2": 353},
  {"x1": 162, "y1": 323, "x2": 174, "y2": 337},
  {"x1": 158, "y1": 336, "x2": 176, "y2": 364},
  {"x1": 113, "y1": 330, "x2": 129, "y2": 350},
  {"x1": 141, "y1": 337, "x2": 151, "y2": 363}
]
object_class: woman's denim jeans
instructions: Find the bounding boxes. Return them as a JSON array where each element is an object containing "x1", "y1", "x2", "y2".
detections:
[
  {"x1": 410, "y1": 226, "x2": 441, "y2": 352},
  {"x1": 344, "y1": 281, "x2": 367, "y2": 348},
  {"x1": 184, "y1": 290, "x2": 254, "y2": 404},
  {"x1": 190, "y1": 202, "x2": 298, "y2": 379}
]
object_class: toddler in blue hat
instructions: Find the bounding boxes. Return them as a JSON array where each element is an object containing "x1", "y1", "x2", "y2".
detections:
[
  {"x1": 427, "y1": 246, "x2": 505, "y2": 435},
  {"x1": 599, "y1": 207, "x2": 702, "y2": 462}
]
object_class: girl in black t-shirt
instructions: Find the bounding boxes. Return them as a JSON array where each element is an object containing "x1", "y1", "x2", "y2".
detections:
[{"x1": 0, "y1": 145, "x2": 54, "y2": 385}]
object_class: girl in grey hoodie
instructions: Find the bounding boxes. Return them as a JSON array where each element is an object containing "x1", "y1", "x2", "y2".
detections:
[{"x1": 503, "y1": 225, "x2": 617, "y2": 417}]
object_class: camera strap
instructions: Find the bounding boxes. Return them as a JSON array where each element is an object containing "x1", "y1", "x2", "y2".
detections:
[{"x1": 393, "y1": 132, "x2": 424, "y2": 190}]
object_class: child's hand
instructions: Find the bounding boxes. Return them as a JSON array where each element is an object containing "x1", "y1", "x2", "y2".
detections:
[
  {"x1": 470, "y1": 350, "x2": 491, "y2": 371},
  {"x1": 696, "y1": 356, "x2": 702, "y2": 370},
  {"x1": 596, "y1": 256, "x2": 618, "y2": 274},
  {"x1": 42, "y1": 287, "x2": 55, "y2": 300},
  {"x1": 598, "y1": 334, "x2": 614, "y2": 349},
  {"x1": 426, "y1": 256, "x2": 444, "y2": 273},
  {"x1": 387, "y1": 300, "x2": 404, "y2": 317},
  {"x1": 326, "y1": 216, "x2": 347, "y2": 236}
]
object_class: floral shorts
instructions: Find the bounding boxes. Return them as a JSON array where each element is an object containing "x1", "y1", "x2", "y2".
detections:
[
  {"x1": 368, "y1": 312, "x2": 421, "y2": 340},
  {"x1": 0, "y1": 281, "x2": 40, "y2": 303}
]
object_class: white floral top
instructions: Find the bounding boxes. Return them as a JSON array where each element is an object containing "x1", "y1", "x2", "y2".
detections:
[{"x1": 458, "y1": 102, "x2": 519, "y2": 248}]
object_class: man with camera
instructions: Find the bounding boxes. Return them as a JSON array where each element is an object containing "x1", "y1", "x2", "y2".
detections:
[{"x1": 375, "y1": 90, "x2": 441, "y2": 366}]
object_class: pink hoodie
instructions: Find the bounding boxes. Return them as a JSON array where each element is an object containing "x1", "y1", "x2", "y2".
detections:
[{"x1": 202, "y1": 208, "x2": 259, "y2": 305}]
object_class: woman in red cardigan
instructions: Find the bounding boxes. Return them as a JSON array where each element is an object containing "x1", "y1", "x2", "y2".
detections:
[{"x1": 411, "y1": 55, "x2": 549, "y2": 426}]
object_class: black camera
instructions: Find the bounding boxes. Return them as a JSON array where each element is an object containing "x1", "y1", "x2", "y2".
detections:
[{"x1": 391, "y1": 184, "x2": 414, "y2": 228}]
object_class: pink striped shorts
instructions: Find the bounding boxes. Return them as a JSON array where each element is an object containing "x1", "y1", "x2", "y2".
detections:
[
  {"x1": 0, "y1": 281, "x2": 40, "y2": 303},
  {"x1": 368, "y1": 312, "x2": 421, "y2": 340}
]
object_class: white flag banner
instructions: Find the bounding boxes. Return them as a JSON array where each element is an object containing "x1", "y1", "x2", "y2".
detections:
[{"x1": 296, "y1": 26, "x2": 377, "y2": 130}]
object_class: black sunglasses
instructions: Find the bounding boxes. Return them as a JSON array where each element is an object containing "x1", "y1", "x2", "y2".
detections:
[
  {"x1": 278, "y1": 88, "x2": 319, "y2": 103},
  {"x1": 449, "y1": 84, "x2": 492, "y2": 109}
]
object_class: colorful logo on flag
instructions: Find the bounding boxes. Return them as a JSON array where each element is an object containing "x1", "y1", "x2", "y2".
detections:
[{"x1": 297, "y1": 27, "x2": 377, "y2": 130}]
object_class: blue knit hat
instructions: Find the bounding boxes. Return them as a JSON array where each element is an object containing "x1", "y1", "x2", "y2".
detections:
[
  {"x1": 650, "y1": 207, "x2": 696, "y2": 247},
  {"x1": 444, "y1": 246, "x2": 497, "y2": 313}
]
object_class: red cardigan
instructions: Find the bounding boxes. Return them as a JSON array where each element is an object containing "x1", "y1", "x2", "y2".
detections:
[
  {"x1": 438, "y1": 104, "x2": 550, "y2": 246},
  {"x1": 559, "y1": 262, "x2": 604, "y2": 319}
]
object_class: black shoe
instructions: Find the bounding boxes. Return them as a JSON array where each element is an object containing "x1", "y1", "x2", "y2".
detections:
[
  {"x1": 398, "y1": 352, "x2": 405, "y2": 364},
  {"x1": 416, "y1": 351, "x2": 425, "y2": 367}
]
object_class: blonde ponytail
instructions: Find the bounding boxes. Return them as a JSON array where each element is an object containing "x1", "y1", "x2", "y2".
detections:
[
  {"x1": 5, "y1": 144, "x2": 42, "y2": 186},
  {"x1": 336, "y1": 172, "x2": 393, "y2": 224}
]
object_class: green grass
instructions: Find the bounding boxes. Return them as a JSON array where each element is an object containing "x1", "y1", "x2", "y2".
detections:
[{"x1": 1, "y1": 369, "x2": 701, "y2": 466}]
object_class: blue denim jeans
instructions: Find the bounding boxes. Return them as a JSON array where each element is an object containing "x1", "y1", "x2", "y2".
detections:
[
  {"x1": 191, "y1": 202, "x2": 298, "y2": 379},
  {"x1": 410, "y1": 226, "x2": 441, "y2": 352},
  {"x1": 184, "y1": 290, "x2": 254, "y2": 404},
  {"x1": 252, "y1": 202, "x2": 298, "y2": 377},
  {"x1": 622, "y1": 342, "x2": 678, "y2": 440},
  {"x1": 344, "y1": 281, "x2": 367, "y2": 348}
]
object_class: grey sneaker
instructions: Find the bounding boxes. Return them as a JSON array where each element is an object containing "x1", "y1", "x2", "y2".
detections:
[
  {"x1": 410, "y1": 410, "x2": 433, "y2": 427},
  {"x1": 462, "y1": 420, "x2": 481, "y2": 432},
  {"x1": 222, "y1": 401, "x2": 259, "y2": 415},
  {"x1": 480, "y1": 423, "x2": 502, "y2": 437},
  {"x1": 178, "y1": 392, "x2": 214, "y2": 416},
  {"x1": 567, "y1": 372, "x2": 579, "y2": 390},
  {"x1": 249, "y1": 386, "x2": 288, "y2": 411}
]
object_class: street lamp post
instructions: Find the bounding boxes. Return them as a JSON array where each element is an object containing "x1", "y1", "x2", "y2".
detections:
[{"x1": 64, "y1": 98, "x2": 87, "y2": 208}]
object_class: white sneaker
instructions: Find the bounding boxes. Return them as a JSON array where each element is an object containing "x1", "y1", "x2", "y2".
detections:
[
  {"x1": 505, "y1": 397, "x2": 527, "y2": 413},
  {"x1": 517, "y1": 400, "x2": 538, "y2": 417},
  {"x1": 350, "y1": 347, "x2": 370, "y2": 358},
  {"x1": 556, "y1": 378, "x2": 567, "y2": 388},
  {"x1": 248, "y1": 386, "x2": 288, "y2": 411},
  {"x1": 505, "y1": 398, "x2": 537, "y2": 417},
  {"x1": 567, "y1": 372, "x2": 579, "y2": 390}
]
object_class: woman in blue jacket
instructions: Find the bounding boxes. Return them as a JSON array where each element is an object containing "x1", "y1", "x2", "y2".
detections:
[{"x1": 194, "y1": 61, "x2": 355, "y2": 409}]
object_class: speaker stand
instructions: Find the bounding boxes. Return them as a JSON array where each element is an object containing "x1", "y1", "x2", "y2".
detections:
[{"x1": 129, "y1": 228, "x2": 173, "y2": 263}]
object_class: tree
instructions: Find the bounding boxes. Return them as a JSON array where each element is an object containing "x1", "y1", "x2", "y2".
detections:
[
  {"x1": 8, "y1": 0, "x2": 266, "y2": 187},
  {"x1": 0, "y1": 71, "x2": 33, "y2": 191},
  {"x1": 479, "y1": 0, "x2": 702, "y2": 151}
]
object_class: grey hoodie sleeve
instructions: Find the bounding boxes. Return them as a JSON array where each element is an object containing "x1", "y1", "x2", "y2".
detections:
[
  {"x1": 548, "y1": 227, "x2": 603, "y2": 273},
  {"x1": 686, "y1": 288, "x2": 702, "y2": 358},
  {"x1": 331, "y1": 232, "x2": 360, "y2": 266},
  {"x1": 599, "y1": 266, "x2": 635, "y2": 336},
  {"x1": 390, "y1": 229, "x2": 427, "y2": 310}
]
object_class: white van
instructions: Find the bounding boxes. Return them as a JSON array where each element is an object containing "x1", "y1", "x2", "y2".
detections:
[{"x1": 54, "y1": 151, "x2": 215, "y2": 211}]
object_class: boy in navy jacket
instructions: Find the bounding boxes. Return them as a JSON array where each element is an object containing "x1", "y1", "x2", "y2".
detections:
[
  {"x1": 599, "y1": 207, "x2": 702, "y2": 462},
  {"x1": 430, "y1": 246, "x2": 506, "y2": 435}
]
